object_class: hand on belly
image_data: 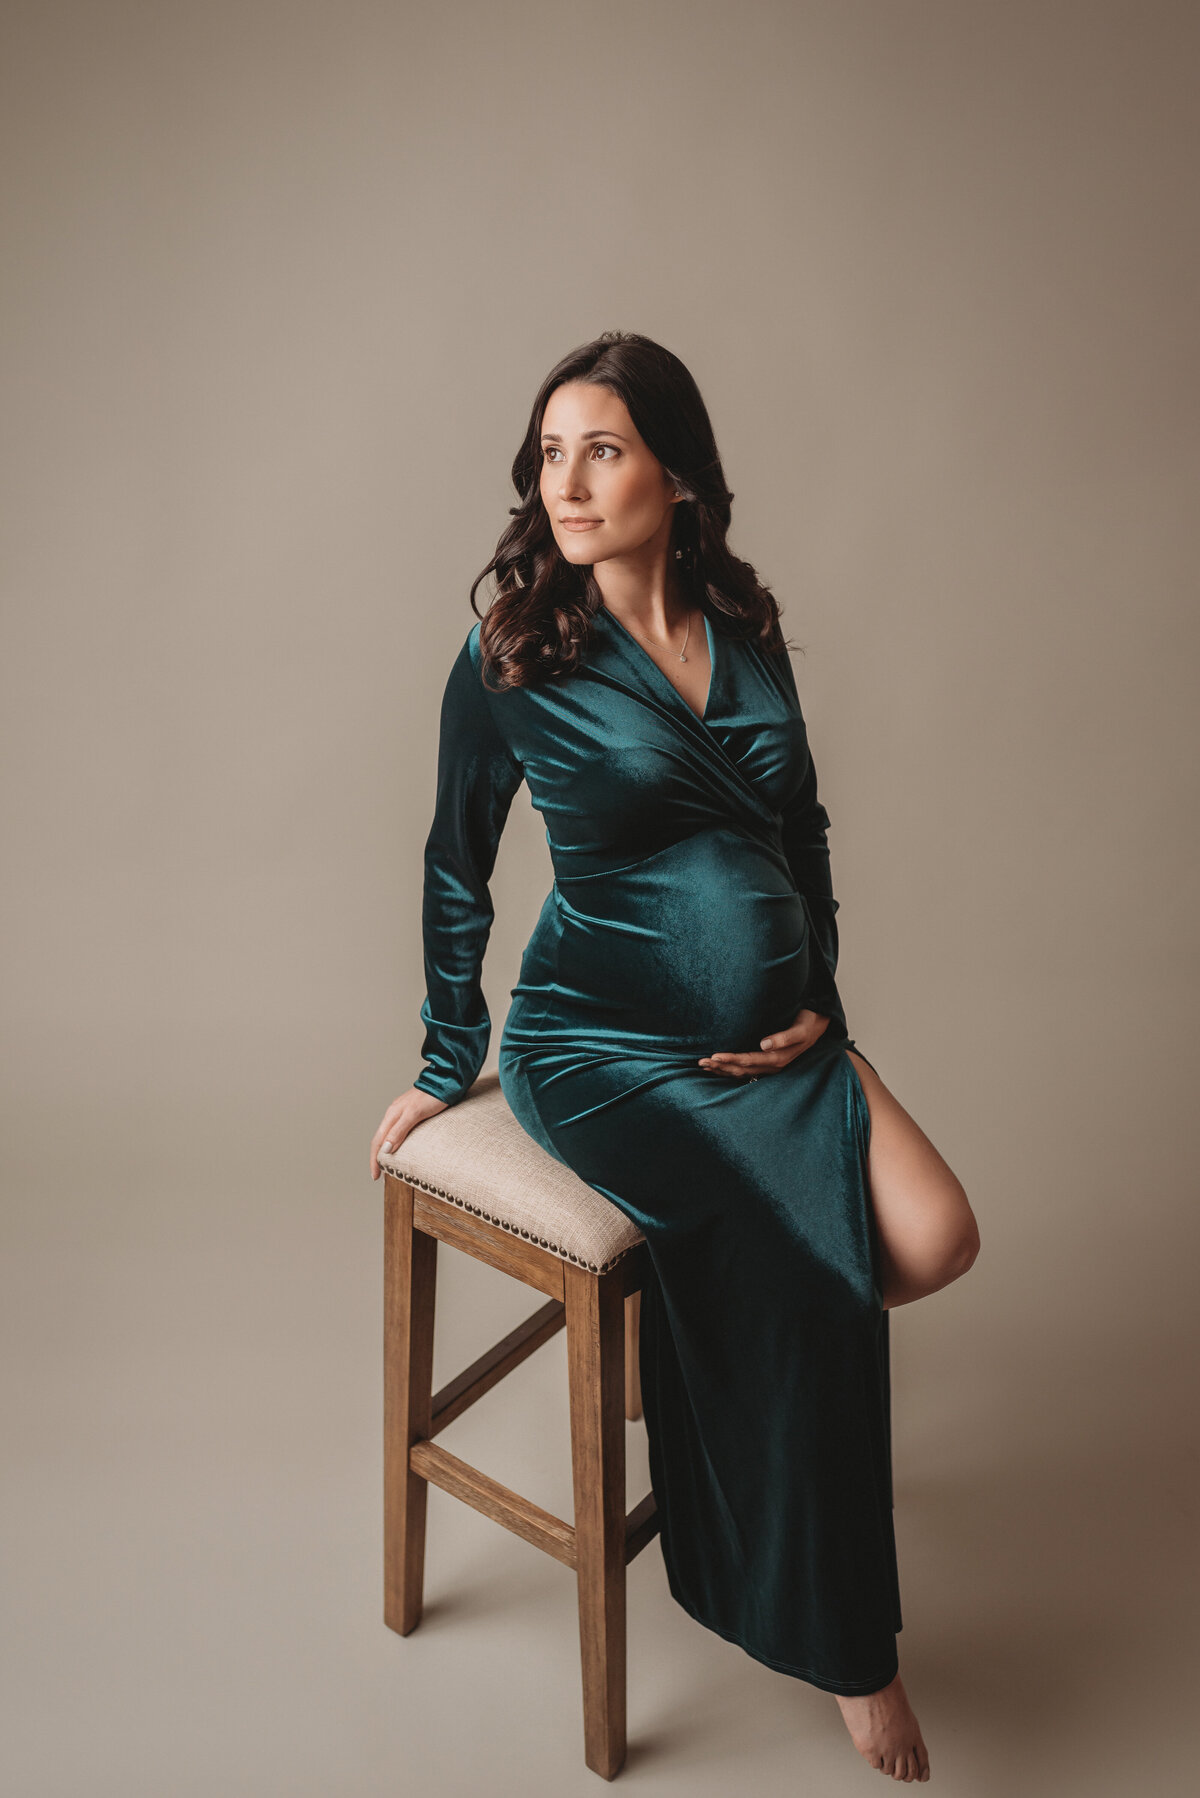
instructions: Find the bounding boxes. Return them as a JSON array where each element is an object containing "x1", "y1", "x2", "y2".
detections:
[{"x1": 699, "y1": 1006, "x2": 832, "y2": 1079}]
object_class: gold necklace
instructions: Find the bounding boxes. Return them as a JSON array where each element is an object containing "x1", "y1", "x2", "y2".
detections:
[{"x1": 629, "y1": 607, "x2": 693, "y2": 663}]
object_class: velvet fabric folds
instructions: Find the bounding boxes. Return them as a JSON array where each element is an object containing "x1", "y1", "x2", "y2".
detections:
[{"x1": 413, "y1": 606, "x2": 902, "y2": 1695}]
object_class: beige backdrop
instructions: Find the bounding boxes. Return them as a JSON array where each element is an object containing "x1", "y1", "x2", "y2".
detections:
[{"x1": 3, "y1": 3, "x2": 1197, "y2": 1794}]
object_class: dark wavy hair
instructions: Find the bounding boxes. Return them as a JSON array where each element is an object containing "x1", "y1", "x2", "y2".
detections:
[{"x1": 470, "y1": 331, "x2": 793, "y2": 689}]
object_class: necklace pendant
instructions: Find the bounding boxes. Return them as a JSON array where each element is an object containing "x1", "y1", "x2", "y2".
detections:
[{"x1": 679, "y1": 652, "x2": 688, "y2": 662}]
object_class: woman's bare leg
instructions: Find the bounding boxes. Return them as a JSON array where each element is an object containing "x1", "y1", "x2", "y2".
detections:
[{"x1": 846, "y1": 1049, "x2": 981, "y2": 1311}]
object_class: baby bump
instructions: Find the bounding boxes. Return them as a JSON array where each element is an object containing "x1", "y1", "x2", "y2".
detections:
[{"x1": 544, "y1": 828, "x2": 818, "y2": 1048}]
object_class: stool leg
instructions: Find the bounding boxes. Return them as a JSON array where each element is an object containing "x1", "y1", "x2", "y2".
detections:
[
  {"x1": 624, "y1": 1290, "x2": 643, "y2": 1422},
  {"x1": 384, "y1": 1176, "x2": 437, "y2": 1636},
  {"x1": 565, "y1": 1261, "x2": 628, "y2": 1780}
]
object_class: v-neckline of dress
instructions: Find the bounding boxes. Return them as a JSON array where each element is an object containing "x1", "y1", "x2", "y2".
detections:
[{"x1": 599, "y1": 603, "x2": 717, "y2": 725}]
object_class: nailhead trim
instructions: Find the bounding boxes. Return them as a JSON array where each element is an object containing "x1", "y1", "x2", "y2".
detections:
[{"x1": 385, "y1": 1163, "x2": 643, "y2": 1275}]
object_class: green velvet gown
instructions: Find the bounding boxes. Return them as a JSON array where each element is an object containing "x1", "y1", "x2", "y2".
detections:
[{"x1": 413, "y1": 607, "x2": 902, "y2": 1696}]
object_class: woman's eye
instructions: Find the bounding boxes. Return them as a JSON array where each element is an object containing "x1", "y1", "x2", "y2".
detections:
[{"x1": 541, "y1": 443, "x2": 619, "y2": 462}]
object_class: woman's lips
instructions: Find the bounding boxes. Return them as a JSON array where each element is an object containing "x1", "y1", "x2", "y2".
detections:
[{"x1": 561, "y1": 519, "x2": 603, "y2": 532}]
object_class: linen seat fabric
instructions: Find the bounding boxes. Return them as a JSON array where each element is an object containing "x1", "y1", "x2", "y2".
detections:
[
  {"x1": 378, "y1": 1070, "x2": 644, "y2": 1272},
  {"x1": 410, "y1": 608, "x2": 902, "y2": 1696}
]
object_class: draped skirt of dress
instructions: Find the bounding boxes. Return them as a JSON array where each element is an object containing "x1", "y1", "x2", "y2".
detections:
[{"x1": 413, "y1": 607, "x2": 903, "y2": 1695}]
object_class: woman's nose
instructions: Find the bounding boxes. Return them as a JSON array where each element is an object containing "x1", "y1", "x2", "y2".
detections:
[{"x1": 559, "y1": 463, "x2": 590, "y2": 501}]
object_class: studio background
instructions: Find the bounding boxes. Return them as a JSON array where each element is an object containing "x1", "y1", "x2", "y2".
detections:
[{"x1": 2, "y1": 3, "x2": 1196, "y2": 1795}]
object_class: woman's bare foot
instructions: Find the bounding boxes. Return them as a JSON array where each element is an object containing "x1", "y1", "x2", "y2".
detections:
[{"x1": 834, "y1": 1673, "x2": 930, "y2": 1781}]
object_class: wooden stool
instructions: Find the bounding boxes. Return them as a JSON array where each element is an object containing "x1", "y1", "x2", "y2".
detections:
[{"x1": 379, "y1": 1071, "x2": 658, "y2": 1781}]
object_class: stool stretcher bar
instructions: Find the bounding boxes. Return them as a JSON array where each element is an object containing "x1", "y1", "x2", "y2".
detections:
[{"x1": 409, "y1": 1437, "x2": 660, "y2": 1570}]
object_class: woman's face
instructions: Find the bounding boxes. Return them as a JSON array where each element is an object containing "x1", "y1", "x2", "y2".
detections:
[{"x1": 539, "y1": 380, "x2": 680, "y2": 570}]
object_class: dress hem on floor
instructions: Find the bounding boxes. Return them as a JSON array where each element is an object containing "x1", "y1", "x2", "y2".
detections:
[{"x1": 662, "y1": 1570, "x2": 902, "y2": 1695}]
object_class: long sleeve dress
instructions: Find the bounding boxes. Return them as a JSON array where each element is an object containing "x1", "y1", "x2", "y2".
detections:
[{"x1": 412, "y1": 605, "x2": 903, "y2": 1697}]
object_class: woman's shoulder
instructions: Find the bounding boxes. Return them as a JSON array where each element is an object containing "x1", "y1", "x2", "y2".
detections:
[
  {"x1": 439, "y1": 618, "x2": 484, "y2": 682},
  {"x1": 465, "y1": 618, "x2": 494, "y2": 677},
  {"x1": 450, "y1": 620, "x2": 522, "y2": 731},
  {"x1": 430, "y1": 621, "x2": 489, "y2": 717}
]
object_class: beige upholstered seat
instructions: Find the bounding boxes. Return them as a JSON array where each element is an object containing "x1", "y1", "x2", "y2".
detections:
[{"x1": 377, "y1": 1070, "x2": 645, "y2": 1274}]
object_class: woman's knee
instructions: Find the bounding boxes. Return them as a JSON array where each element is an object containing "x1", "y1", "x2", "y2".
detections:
[
  {"x1": 848, "y1": 1053, "x2": 980, "y2": 1264},
  {"x1": 949, "y1": 1193, "x2": 978, "y2": 1280},
  {"x1": 928, "y1": 1176, "x2": 980, "y2": 1285},
  {"x1": 945, "y1": 1200, "x2": 982, "y2": 1279}
]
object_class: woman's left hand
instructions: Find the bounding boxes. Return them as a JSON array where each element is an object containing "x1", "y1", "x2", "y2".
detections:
[{"x1": 699, "y1": 1007, "x2": 831, "y2": 1078}]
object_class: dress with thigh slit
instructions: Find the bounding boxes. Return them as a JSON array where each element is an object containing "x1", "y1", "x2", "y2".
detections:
[{"x1": 412, "y1": 606, "x2": 902, "y2": 1695}]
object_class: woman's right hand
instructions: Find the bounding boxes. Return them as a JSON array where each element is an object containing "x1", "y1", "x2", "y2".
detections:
[{"x1": 370, "y1": 1086, "x2": 449, "y2": 1181}]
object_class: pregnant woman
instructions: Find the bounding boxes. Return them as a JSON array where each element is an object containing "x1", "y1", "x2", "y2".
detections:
[{"x1": 370, "y1": 331, "x2": 980, "y2": 1784}]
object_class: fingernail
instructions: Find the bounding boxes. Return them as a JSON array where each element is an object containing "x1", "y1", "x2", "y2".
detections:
[{"x1": 760, "y1": 1039, "x2": 772, "y2": 1049}]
